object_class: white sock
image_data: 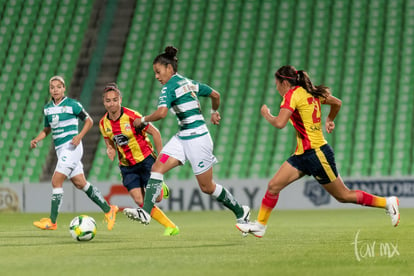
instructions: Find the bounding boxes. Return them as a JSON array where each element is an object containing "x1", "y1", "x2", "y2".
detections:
[
  {"x1": 52, "y1": 187, "x2": 64, "y2": 194},
  {"x1": 82, "y1": 182, "x2": 91, "y2": 192},
  {"x1": 150, "y1": 172, "x2": 164, "y2": 181},
  {"x1": 211, "y1": 183, "x2": 223, "y2": 198}
]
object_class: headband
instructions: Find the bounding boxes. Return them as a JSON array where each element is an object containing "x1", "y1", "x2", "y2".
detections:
[
  {"x1": 104, "y1": 86, "x2": 120, "y2": 93},
  {"x1": 276, "y1": 71, "x2": 299, "y2": 80},
  {"x1": 49, "y1": 75, "x2": 65, "y2": 86}
]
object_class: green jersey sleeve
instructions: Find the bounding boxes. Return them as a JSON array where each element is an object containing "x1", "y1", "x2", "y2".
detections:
[{"x1": 193, "y1": 81, "x2": 213, "y2": 97}]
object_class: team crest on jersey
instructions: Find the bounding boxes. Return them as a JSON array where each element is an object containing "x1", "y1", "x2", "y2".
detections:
[
  {"x1": 50, "y1": 114, "x2": 59, "y2": 128},
  {"x1": 125, "y1": 123, "x2": 131, "y2": 132}
]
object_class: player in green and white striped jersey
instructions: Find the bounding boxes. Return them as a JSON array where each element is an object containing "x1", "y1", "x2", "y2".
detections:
[
  {"x1": 31, "y1": 76, "x2": 118, "y2": 231},
  {"x1": 123, "y1": 46, "x2": 250, "y2": 232},
  {"x1": 43, "y1": 93, "x2": 88, "y2": 149}
]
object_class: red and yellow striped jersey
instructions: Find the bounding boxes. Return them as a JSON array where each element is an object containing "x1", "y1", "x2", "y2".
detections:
[
  {"x1": 99, "y1": 107, "x2": 154, "y2": 166},
  {"x1": 280, "y1": 86, "x2": 327, "y2": 155}
]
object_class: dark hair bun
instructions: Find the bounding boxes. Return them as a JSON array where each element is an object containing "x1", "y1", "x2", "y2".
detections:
[{"x1": 165, "y1": 46, "x2": 178, "y2": 57}]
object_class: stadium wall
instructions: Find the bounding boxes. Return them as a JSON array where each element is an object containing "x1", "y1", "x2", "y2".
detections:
[{"x1": 2, "y1": 178, "x2": 414, "y2": 213}]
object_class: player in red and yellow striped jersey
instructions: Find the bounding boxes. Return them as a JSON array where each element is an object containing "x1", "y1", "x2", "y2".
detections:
[
  {"x1": 236, "y1": 65, "x2": 400, "y2": 238},
  {"x1": 99, "y1": 83, "x2": 179, "y2": 236},
  {"x1": 100, "y1": 104, "x2": 154, "y2": 167},
  {"x1": 280, "y1": 86, "x2": 327, "y2": 154}
]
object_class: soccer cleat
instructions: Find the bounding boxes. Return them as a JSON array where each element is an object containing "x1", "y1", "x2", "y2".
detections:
[
  {"x1": 236, "y1": 205, "x2": 250, "y2": 224},
  {"x1": 104, "y1": 205, "x2": 119, "y2": 231},
  {"x1": 385, "y1": 196, "x2": 400, "y2": 227},
  {"x1": 163, "y1": 226, "x2": 180, "y2": 236},
  {"x1": 236, "y1": 221, "x2": 267, "y2": 238},
  {"x1": 123, "y1": 207, "x2": 151, "y2": 225},
  {"x1": 162, "y1": 181, "x2": 170, "y2": 199},
  {"x1": 33, "y1": 218, "x2": 57, "y2": 230}
]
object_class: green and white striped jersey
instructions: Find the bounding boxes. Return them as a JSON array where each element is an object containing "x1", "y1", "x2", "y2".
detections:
[
  {"x1": 158, "y1": 74, "x2": 213, "y2": 139},
  {"x1": 43, "y1": 97, "x2": 89, "y2": 149}
]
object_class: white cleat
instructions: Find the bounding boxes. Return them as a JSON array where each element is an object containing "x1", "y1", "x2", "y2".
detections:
[
  {"x1": 123, "y1": 207, "x2": 151, "y2": 225},
  {"x1": 385, "y1": 196, "x2": 400, "y2": 227},
  {"x1": 236, "y1": 205, "x2": 250, "y2": 224},
  {"x1": 236, "y1": 221, "x2": 267, "y2": 238}
]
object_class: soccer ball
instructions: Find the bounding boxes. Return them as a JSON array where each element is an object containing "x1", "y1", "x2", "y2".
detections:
[{"x1": 69, "y1": 215, "x2": 97, "y2": 241}]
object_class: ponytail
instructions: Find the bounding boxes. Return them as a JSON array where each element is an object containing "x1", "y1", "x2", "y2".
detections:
[{"x1": 275, "y1": 66, "x2": 330, "y2": 98}]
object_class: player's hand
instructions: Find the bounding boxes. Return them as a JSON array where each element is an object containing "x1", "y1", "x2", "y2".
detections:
[
  {"x1": 134, "y1": 122, "x2": 148, "y2": 133},
  {"x1": 211, "y1": 112, "x2": 221, "y2": 125},
  {"x1": 133, "y1": 118, "x2": 148, "y2": 133},
  {"x1": 325, "y1": 118, "x2": 335, "y2": 133},
  {"x1": 260, "y1": 104, "x2": 271, "y2": 117},
  {"x1": 30, "y1": 139, "x2": 38, "y2": 149},
  {"x1": 106, "y1": 147, "x2": 116, "y2": 161},
  {"x1": 71, "y1": 135, "x2": 82, "y2": 146}
]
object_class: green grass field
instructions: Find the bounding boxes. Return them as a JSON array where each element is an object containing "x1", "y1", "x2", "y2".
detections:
[{"x1": 0, "y1": 208, "x2": 412, "y2": 276}]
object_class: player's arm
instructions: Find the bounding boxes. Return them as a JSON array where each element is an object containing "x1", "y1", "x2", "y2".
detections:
[
  {"x1": 30, "y1": 127, "x2": 51, "y2": 148},
  {"x1": 261, "y1": 104, "x2": 292, "y2": 129},
  {"x1": 72, "y1": 115, "x2": 93, "y2": 146},
  {"x1": 133, "y1": 106, "x2": 168, "y2": 128},
  {"x1": 145, "y1": 123, "x2": 163, "y2": 155},
  {"x1": 103, "y1": 138, "x2": 117, "y2": 161},
  {"x1": 322, "y1": 95, "x2": 342, "y2": 133},
  {"x1": 209, "y1": 90, "x2": 221, "y2": 125}
]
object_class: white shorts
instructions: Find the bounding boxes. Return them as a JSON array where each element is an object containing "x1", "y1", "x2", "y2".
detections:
[
  {"x1": 161, "y1": 134, "x2": 218, "y2": 175},
  {"x1": 55, "y1": 141, "x2": 84, "y2": 179}
]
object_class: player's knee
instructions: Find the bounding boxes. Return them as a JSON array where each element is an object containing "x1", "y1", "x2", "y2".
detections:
[{"x1": 267, "y1": 181, "x2": 282, "y2": 195}]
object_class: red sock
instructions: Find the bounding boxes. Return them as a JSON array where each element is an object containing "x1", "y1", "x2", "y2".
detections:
[
  {"x1": 262, "y1": 190, "x2": 279, "y2": 209},
  {"x1": 257, "y1": 191, "x2": 279, "y2": 225},
  {"x1": 355, "y1": 190, "x2": 386, "y2": 208}
]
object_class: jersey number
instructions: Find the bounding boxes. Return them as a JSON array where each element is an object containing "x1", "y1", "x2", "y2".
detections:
[{"x1": 307, "y1": 97, "x2": 321, "y2": 123}]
